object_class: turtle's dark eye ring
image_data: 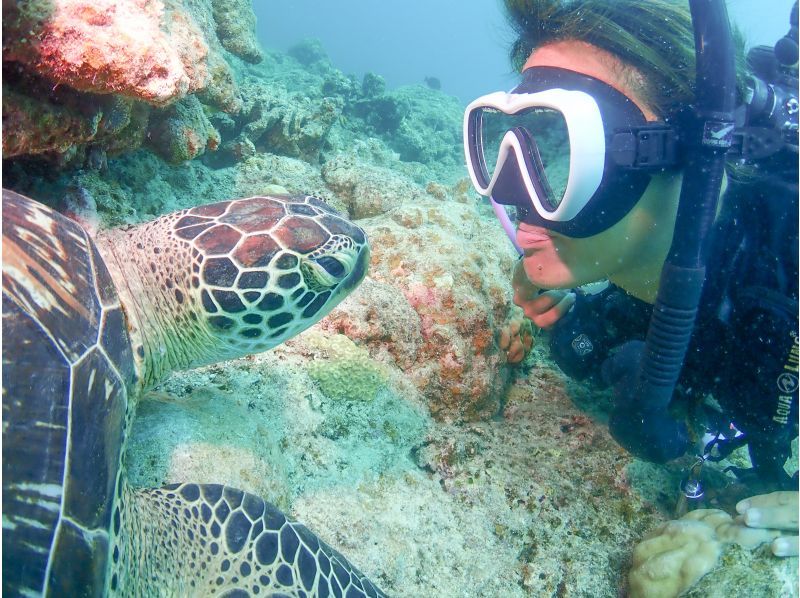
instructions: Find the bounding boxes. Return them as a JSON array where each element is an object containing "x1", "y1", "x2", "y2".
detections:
[{"x1": 314, "y1": 256, "x2": 345, "y2": 279}]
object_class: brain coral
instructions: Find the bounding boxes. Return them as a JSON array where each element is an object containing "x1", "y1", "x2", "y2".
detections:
[
  {"x1": 629, "y1": 516, "x2": 723, "y2": 598},
  {"x1": 305, "y1": 332, "x2": 387, "y2": 402},
  {"x1": 628, "y1": 507, "x2": 788, "y2": 598}
]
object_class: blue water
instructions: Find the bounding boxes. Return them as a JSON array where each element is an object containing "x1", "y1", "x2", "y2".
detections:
[{"x1": 255, "y1": 0, "x2": 795, "y2": 105}]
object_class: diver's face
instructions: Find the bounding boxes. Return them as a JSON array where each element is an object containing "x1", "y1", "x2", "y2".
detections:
[
  {"x1": 518, "y1": 172, "x2": 682, "y2": 293},
  {"x1": 515, "y1": 41, "x2": 681, "y2": 301}
]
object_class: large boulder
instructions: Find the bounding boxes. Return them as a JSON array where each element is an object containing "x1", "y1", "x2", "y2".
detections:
[
  {"x1": 1, "y1": 0, "x2": 262, "y2": 160},
  {"x1": 317, "y1": 181, "x2": 519, "y2": 421},
  {"x1": 4, "y1": 0, "x2": 209, "y2": 106}
]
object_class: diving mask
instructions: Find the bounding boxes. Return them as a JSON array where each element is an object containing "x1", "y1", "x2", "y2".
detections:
[{"x1": 463, "y1": 67, "x2": 680, "y2": 239}]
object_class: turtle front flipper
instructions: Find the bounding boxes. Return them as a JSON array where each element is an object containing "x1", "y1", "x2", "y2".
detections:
[{"x1": 114, "y1": 483, "x2": 386, "y2": 597}]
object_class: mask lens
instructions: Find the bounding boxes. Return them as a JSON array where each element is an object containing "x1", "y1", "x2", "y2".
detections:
[{"x1": 478, "y1": 106, "x2": 570, "y2": 210}]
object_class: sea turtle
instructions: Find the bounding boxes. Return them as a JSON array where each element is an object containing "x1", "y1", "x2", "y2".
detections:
[{"x1": 2, "y1": 189, "x2": 385, "y2": 597}]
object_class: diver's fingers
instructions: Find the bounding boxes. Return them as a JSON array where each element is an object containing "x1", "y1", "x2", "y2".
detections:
[
  {"x1": 499, "y1": 327, "x2": 512, "y2": 350},
  {"x1": 772, "y1": 535, "x2": 800, "y2": 557},
  {"x1": 514, "y1": 288, "x2": 566, "y2": 315},
  {"x1": 524, "y1": 292, "x2": 576, "y2": 329},
  {"x1": 738, "y1": 498, "x2": 799, "y2": 532},
  {"x1": 737, "y1": 491, "x2": 799, "y2": 512},
  {"x1": 743, "y1": 505, "x2": 799, "y2": 531},
  {"x1": 507, "y1": 339, "x2": 526, "y2": 364},
  {"x1": 531, "y1": 290, "x2": 570, "y2": 311},
  {"x1": 737, "y1": 492, "x2": 799, "y2": 530}
]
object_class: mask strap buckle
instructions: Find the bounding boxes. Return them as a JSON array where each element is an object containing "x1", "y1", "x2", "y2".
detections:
[{"x1": 608, "y1": 124, "x2": 679, "y2": 168}]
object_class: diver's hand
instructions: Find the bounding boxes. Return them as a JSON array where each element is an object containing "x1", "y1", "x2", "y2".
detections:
[
  {"x1": 498, "y1": 314, "x2": 534, "y2": 364},
  {"x1": 736, "y1": 491, "x2": 799, "y2": 557},
  {"x1": 511, "y1": 259, "x2": 575, "y2": 329}
]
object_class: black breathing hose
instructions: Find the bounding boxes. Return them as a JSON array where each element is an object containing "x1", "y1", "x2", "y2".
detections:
[{"x1": 633, "y1": 0, "x2": 736, "y2": 411}]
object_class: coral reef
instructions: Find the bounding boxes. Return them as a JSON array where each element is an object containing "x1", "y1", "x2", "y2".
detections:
[
  {"x1": 2, "y1": 0, "x2": 263, "y2": 161},
  {"x1": 629, "y1": 508, "x2": 796, "y2": 598},
  {"x1": 386, "y1": 85, "x2": 463, "y2": 165},
  {"x1": 6, "y1": 10, "x2": 796, "y2": 595},
  {"x1": 235, "y1": 79, "x2": 343, "y2": 163},
  {"x1": 146, "y1": 95, "x2": 220, "y2": 163}
]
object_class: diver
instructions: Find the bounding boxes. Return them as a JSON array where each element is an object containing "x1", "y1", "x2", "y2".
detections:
[{"x1": 463, "y1": 0, "x2": 799, "y2": 556}]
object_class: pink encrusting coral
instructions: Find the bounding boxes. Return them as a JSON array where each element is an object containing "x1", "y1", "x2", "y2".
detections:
[
  {"x1": 2, "y1": 0, "x2": 261, "y2": 160},
  {"x1": 316, "y1": 169, "x2": 519, "y2": 421},
  {"x1": 8, "y1": 0, "x2": 209, "y2": 106}
]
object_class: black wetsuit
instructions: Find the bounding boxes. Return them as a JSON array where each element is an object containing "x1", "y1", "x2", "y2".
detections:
[{"x1": 546, "y1": 171, "x2": 799, "y2": 488}]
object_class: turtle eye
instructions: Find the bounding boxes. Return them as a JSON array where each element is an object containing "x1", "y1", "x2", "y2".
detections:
[{"x1": 314, "y1": 256, "x2": 346, "y2": 279}]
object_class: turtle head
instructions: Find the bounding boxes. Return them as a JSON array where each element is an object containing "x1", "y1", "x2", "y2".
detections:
[
  {"x1": 183, "y1": 195, "x2": 370, "y2": 357},
  {"x1": 99, "y1": 195, "x2": 369, "y2": 386}
]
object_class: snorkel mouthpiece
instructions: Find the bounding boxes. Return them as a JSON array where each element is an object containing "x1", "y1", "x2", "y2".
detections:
[{"x1": 490, "y1": 197, "x2": 523, "y2": 255}]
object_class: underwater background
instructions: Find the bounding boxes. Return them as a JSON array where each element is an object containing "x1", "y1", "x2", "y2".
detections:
[
  {"x1": 255, "y1": 0, "x2": 796, "y2": 104},
  {"x1": 1, "y1": 0, "x2": 797, "y2": 596}
]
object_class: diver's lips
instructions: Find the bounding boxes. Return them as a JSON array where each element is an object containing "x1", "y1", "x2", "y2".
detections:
[{"x1": 516, "y1": 228, "x2": 551, "y2": 248}]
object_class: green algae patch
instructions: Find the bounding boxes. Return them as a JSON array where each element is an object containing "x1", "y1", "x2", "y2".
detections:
[{"x1": 306, "y1": 332, "x2": 387, "y2": 401}]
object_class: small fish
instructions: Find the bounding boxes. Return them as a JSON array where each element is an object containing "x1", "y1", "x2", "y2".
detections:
[{"x1": 424, "y1": 76, "x2": 441, "y2": 90}]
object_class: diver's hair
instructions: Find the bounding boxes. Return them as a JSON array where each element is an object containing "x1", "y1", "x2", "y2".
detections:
[{"x1": 502, "y1": 0, "x2": 748, "y2": 123}]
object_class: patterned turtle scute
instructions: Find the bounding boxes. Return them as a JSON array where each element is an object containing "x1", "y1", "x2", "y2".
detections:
[
  {"x1": 2, "y1": 190, "x2": 135, "y2": 597},
  {"x1": 196, "y1": 224, "x2": 242, "y2": 255},
  {"x1": 220, "y1": 199, "x2": 286, "y2": 234},
  {"x1": 233, "y1": 234, "x2": 281, "y2": 268},
  {"x1": 175, "y1": 222, "x2": 216, "y2": 240},
  {"x1": 3, "y1": 190, "x2": 381, "y2": 597}
]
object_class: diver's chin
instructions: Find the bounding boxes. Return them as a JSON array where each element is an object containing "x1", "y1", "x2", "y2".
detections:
[{"x1": 522, "y1": 251, "x2": 575, "y2": 290}]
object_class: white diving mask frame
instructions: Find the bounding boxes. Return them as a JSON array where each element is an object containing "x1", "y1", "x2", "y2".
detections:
[{"x1": 463, "y1": 66, "x2": 679, "y2": 241}]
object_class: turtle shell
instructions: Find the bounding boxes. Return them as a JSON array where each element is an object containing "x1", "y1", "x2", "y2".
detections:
[{"x1": 2, "y1": 190, "x2": 137, "y2": 596}]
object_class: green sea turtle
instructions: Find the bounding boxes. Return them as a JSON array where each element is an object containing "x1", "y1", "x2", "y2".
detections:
[{"x1": 2, "y1": 189, "x2": 385, "y2": 597}]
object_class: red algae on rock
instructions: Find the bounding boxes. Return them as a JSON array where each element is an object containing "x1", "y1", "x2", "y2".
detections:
[{"x1": 319, "y1": 194, "x2": 520, "y2": 422}]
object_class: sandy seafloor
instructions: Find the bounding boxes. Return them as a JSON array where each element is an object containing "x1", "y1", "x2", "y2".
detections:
[{"x1": 4, "y1": 24, "x2": 797, "y2": 595}]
